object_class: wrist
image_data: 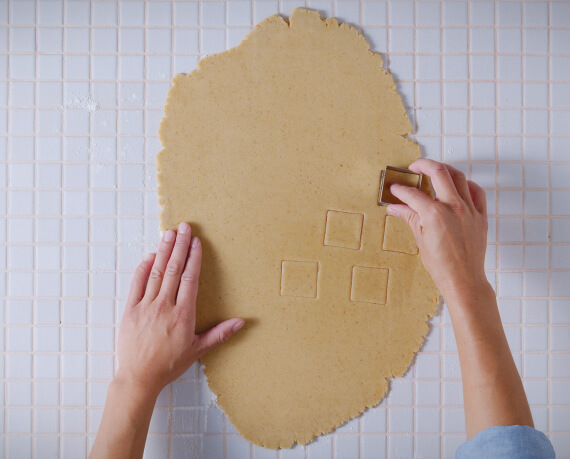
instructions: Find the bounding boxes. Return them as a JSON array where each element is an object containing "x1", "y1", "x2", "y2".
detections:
[
  {"x1": 440, "y1": 275, "x2": 495, "y2": 311},
  {"x1": 111, "y1": 372, "x2": 162, "y2": 407}
]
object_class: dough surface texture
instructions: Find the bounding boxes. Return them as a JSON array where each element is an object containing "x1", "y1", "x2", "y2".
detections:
[{"x1": 158, "y1": 8, "x2": 439, "y2": 449}]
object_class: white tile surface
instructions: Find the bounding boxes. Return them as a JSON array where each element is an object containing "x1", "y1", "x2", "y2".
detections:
[{"x1": 1, "y1": 0, "x2": 569, "y2": 457}]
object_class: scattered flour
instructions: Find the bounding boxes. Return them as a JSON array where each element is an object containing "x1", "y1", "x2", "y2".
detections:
[{"x1": 67, "y1": 95, "x2": 100, "y2": 113}]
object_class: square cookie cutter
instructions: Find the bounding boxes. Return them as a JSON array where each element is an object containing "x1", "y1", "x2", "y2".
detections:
[{"x1": 378, "y1": 166, "x2": 423, "y2": 206}]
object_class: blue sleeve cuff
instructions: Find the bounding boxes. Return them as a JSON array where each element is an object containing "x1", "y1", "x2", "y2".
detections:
[{"x1": 456, "y1": 425, "x2": 555, "y2": 459}]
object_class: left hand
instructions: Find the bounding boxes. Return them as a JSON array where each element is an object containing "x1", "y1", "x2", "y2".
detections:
[{"x1": 116, "y1": 222, "x2": 245, "y2": 397}]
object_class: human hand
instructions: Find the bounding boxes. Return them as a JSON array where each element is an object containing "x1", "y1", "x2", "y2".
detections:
[
  {"x1": 116, "y1": 222, "x2": 245, "y2": 397},
  {"x1": 387, "y1": 159, "x2": 490, "y2": 302},
  {"x1": 386, "y1": 160, "x2": 538, "y2": 439}
]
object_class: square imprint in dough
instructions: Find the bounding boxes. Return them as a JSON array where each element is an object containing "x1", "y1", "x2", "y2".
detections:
[
  {"x1": 280, "y1": 260, "x2": 319, "y2": 298},
  {"x1": 351, "y1": 266, "x2": 389, "y2": 305},
  {"x1": 324, "y1": 210, "x2": 364, "y2": 249},
  {"x1": 382, "y1": 216, "x2": 419, "y2": 255}
]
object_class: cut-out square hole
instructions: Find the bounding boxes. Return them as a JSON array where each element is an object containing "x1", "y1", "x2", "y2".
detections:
[
  {"x1": 351, "y1": 266, "x2": 389, "y2": 305},
  {"x1": 324, "y1": 210, "x2": 364, "y2": 250},
  {"x1": 383, "y1": 216, "x2": 419, "y2": 255},
  {"x1": 280, "y1": 260, "x2": 318, "y2": 298}
]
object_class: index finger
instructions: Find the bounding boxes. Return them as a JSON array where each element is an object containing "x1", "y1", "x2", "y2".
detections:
[
  {"x1": 408, "y1": 159, "x2": 461, "y2": 204},
  {"x1": 390, "y1": 183, "x2": 435, "y2": 215}
]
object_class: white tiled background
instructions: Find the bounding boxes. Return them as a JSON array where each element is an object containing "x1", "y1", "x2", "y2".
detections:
[{"x1": 0, "y1": 0, "x2": 569, "y2": 458}]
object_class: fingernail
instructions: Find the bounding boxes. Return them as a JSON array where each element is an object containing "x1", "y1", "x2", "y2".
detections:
[
  {"x1": 191, "y1": 236, "x2": 199, "y2": 248},
  {"x1": 143, "y1": 253, "x2": 154, "y2": 261},
  {"x1": 232, "y1": 319, "x2": 245, "y2": 332},
  {"x1": 178, "y1": 222, "x2": 188, "y2": 234},
  {"x1": 386, "y1": 205, "x2": 399, "y2": 217},
  {"x1": 164, "y1": 230, "x2": 175, "y2": 242}
]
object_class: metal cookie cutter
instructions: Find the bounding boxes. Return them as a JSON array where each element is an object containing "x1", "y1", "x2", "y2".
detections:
[{"x1": 378, "y1": 166, "x2": 423, "y2": 206}]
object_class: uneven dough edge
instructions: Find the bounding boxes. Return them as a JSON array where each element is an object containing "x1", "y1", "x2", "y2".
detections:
[
  {"x1": 211, "y1": 266, "x2": 440, "y2": 449},
  {"x1": 157, "y1": 8, "x2": 412, "y2": 232},
  {"x1": 157, "y1": 7, "x2": 441, "y2": 450},
  {"x1": 224, "y1": 301, "x2": 440, "y2": 449}
]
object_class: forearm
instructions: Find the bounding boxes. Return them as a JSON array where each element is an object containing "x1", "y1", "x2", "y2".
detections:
[
  {"x1": 444, "y1": 281, "x2": 533, "y2": 439},
  {"x1": 90, "y1": 376, "x2": 160, "y2": 459}
]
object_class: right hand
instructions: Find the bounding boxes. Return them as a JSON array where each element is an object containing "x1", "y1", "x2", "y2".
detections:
[{"x1": 387, "y1": 159, "x2": 490, "y2": 301}]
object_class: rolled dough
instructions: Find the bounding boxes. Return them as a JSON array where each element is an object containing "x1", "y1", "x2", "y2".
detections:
[{"x1": 158, "y1": 9, "x2": 439, "y2": 449}]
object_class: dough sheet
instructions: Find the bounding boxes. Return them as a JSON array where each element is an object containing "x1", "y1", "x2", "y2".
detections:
[{"x1": 158, "y1": 9, "x2": 439, "y2": 448}]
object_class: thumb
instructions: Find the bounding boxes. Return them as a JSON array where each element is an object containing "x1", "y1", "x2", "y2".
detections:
[
  {"x1": 386, "y1": 204, "x2": 423, "y2": 245},
  {"x1": 194, "y1": 318, "x2": 245, "y2": 358}
]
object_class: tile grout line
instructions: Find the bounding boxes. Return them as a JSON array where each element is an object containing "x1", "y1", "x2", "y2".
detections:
[
  {"x1": 197, "y1": 6, "x2": 208, "y2": 459},
  {"x1": 5, "y1": 213, "x2": 570, "y2": 221},
  {"x1": 168, "y1": 1, "x2": 177, "y2": 456},
  {"x1": 221, "y1": 3, "x2": 232, "y2": 456},
  {"x1": 330, "y1": 0, "x2": 338, "y2": 451},
  {"x1": 3, "y1": 76, "x2": 570, "y2": 84},
  {"x1": 195, "y1": 5, "x2": 204, "y2": 459},
  {"x1": 331, "y1": 11, "x2": 340, "y2": 459},
  {"x1": 438, "y1": 1, "x2": 445, "y2": 454},
  {"x1": 85, "y1": 0, "x2": 95, "y2": 448},
  {"x1": 411, "y1": 0, "x2": 418, "y2": 456},
  {"x1": 58, "y1": 0, "x2": 67, "y2": 452},
  {"x1": 385, "y1": 3, "x2": 391, "y2": 456},
  {"x1": 112, "y1": 0, "x2": 120, "y2": 427},
  {"x1": 520, "y1": 0, "x2": 526, "y2": 389},
  {"x1": 494, "y1": 0, "x2": 500, "y2": 332},
  {"x1": 30, "y1": 0, "x2": 39, "y2": 455},
  {"x1": 466, "y1": 0, "x2": 472, "y2": 183},
  {"x1": 545, "y1": 0, "x2": 552, "y2": 439},
  {"x1": 358, "y1": 0, "x2": 364, "y2": 456},
  {"x1": 109, "y1": 0, "x2": 121, "y2": 444},
  {"x1": 5, "y1": 23, "x2": 570, "y2": 31},
  {"x1": 4, "y1": 0, "x2": 11, "y2": 456},
  {"x1": 299, "y1": 3, "x2": 307, "y2": 456},
  {"x1": 3, "y1": 127, "x2": 570, "y2": 136}
]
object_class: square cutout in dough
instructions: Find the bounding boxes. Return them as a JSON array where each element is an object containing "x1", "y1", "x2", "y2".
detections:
[
  {"x1": 281, "y1": 260, "x2": 319, "y2": 298},
  {"x1": 324, "y1": 210, "x2": 364, "y2": 249},
  {"x1": 383, "y1": 216, "x2": 419, "y2": 255},
  {"x1": 351, "y1": 266, "x2": 389, "y2": 304}
]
